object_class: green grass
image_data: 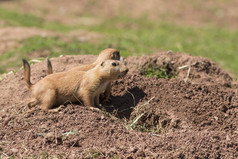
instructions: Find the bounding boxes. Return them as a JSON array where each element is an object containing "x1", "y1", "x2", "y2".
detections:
[
  {"x1": 143, "y1": 67, "x2": 175, "y2": 79},
  {"x1": 80, "y1": 16, "x2": 238, "y2": 77},
  {"x1": 83, "y1": 149, "x2": 101, "y2": 158},
  {"x1": 0, "y1": 7, "x2": 77, "y2": 32},
  {"x1": 0, "y1": 8, "x2": 238, "y2": 78},
  {"x1": 0, "y1": 36, "x2": 108, "y2": 73}
]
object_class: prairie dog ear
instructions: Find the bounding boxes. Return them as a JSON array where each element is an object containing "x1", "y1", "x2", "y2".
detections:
[{"x1": 113, "y1": 51, "x2": 120, "y2": 60}]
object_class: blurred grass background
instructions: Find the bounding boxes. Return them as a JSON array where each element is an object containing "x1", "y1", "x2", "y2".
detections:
[{"x1": 0, "y1": 0, "x2": 237, "y2": 79}]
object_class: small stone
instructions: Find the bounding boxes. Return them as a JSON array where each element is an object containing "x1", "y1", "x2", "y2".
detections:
[
  {"x1": 45, "y1": 132, "x2": 54, "y2": 138},
  {"x1": 226, "y1": 135, "x2": 230, "y2": 141},
  {"x1": 11, "y1": 148, "x2": 18, "y2": 153},
  {"x1": 129, "y1": 146, "x2": 138, "y2": 153},
  {"x1": 40, "y1": 123, "x2": 48, "y2": 129}
]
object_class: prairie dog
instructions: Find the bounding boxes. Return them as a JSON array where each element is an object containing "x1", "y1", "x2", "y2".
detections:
[
  {"x1": 47, "y1": 48, "x2": 120, "y2": 73},
  {"x1": 47, "y1": 48, "x2": 121, "y2": 101},
  {"x1": 23, "y1": 59, "x2": 128, "y2": 112},
  {"x1": 80, "y1": 60, "x2": 128, "y2": 107}
]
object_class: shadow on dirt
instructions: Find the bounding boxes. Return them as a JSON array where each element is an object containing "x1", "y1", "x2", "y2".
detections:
[{"x1": 103, "y1": 86, "x2": 146, "y2": 119}]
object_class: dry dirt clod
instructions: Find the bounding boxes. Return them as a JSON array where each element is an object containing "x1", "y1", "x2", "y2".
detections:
[
  {"x1": 129, "y1": 146, "x2": 138, "y2": 153},
  {"x1": 10, "y1": 148, "x2": 18, "y2": 153}
]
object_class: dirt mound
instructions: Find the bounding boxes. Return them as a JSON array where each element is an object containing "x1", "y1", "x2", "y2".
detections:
[
  {"x1": 126, "y1": 51, "x2": 233, "y2": 87},
  {"x1": 0, "y1": 52, "x2": 237, "y2": 158},
  {"x1": 112, "y1": 76, "x2": 237, "y2": 132}
]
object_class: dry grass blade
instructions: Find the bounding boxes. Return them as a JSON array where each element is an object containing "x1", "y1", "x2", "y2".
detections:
[
  {"x1": 135, "y1": 96, "x2": 155, "y2": 115},
  {"x1": 126, "y1": 88, "x2": 136, "y2": 107},
  {"x1": 126, "y1": 96, "x2": 155, "y2": 130},
  {"x1": 184, "y1": 65, "x2": 191, "y2": 83},
  {"x1": 62, "y1": 130, "x2": 80, "y2": 136},
  {"x1": 178, "y1": 62, "x2": 197, "y2": 82},
  {"x1": 130, "y1": 112, "x2": 145, "y2": 127}
]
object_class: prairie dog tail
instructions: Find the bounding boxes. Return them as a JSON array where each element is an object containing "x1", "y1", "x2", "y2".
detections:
[
  {"x1": 47, "y1": 58, "x2": 53, "y2": 75},
  {"x1": 22, "y1": 59, "x2": 32, "y2": 89}
]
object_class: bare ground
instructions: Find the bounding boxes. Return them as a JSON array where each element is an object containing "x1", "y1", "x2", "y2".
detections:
[
  {"x1": 0, "y1": 0, "x2": 238, "y2": 158},
  {"x1": 0, "y1": 52, "x2": 237, "y2": 158}
]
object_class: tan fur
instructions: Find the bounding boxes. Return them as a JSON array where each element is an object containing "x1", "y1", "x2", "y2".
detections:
[
  {"x1": 79, "y1": 60, "x2": 128, "y2": 107},
  {"x1": 22, "y1": 59, "x2": 128, "y2": 112},
  {"x1": 47, "y1": 48, "x2": 120, "y2": 101},
  {"x1": 47, "y1": 58, "x2": 53, "y2": 75},
  {"x1": 47, "y1": 48, "x2": 120, "y2": 73},
  {"x1": 23, "y1": 59, "x2": 32, "y2": 89}
]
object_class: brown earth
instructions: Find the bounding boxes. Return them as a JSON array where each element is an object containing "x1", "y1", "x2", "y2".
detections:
[
  {"x1": 2, "y1": 0, "x2": 238, "y2": 28},
  {"x1": 0, "y1": 1, "x2": 238, "y2": 158},
  {"x1": 0, "y1": 52, "x2": 237, "y2": 158}
]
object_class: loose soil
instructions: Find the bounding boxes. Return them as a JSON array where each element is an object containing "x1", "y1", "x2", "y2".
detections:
[
  {"x1": 0, "y1": 52, "x2": 237, "y2": 158},
  {"x1": 1, "y1": 0, "x2": 238, "y2": 158}
]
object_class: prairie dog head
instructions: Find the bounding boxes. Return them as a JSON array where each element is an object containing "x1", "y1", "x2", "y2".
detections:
[
  {"x1": 99, "y1": 60, "x2": 129, "y2": 80},
  {"x1": 95, "y1": 48, "x2": 120, "y2": 64}
]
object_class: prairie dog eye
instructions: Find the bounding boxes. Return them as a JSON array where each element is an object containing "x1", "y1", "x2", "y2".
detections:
[{"x1": 112, "y1": 62, "x2": 117, "y2": 66}]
